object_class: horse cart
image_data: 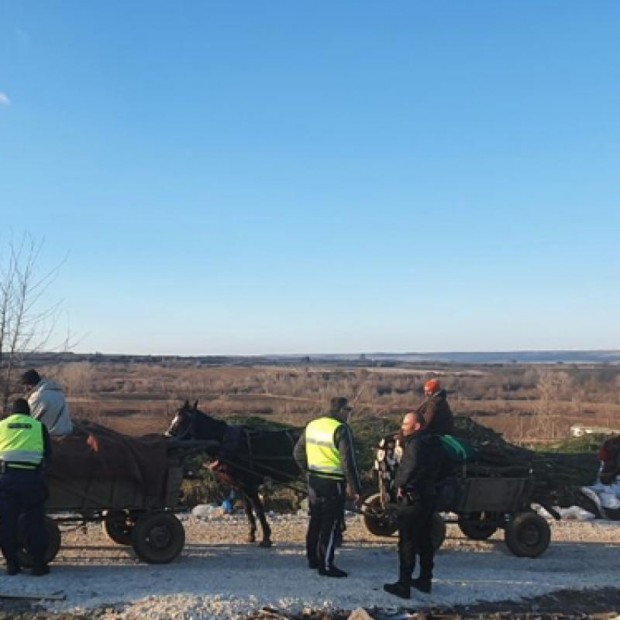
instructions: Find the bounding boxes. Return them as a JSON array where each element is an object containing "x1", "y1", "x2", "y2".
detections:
[
  {"x1": 362, "y1": 434, "x2": 553, "y2": 558},
  {"x1": 18, "y1": 423, "x2": 208, "y2": 568}
]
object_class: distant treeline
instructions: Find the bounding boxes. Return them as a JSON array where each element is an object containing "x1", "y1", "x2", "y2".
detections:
[{"x1": 20, "y1": 349, "x2": 620, "y2": 368}]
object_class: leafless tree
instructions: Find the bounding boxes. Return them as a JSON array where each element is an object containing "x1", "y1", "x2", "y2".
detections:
[
  {"x1": 532, "y1": 369, "x2": 572, "y2": 440},
  {"x1": 0, "y1": 234, "x2": 67, "y2": 408}
]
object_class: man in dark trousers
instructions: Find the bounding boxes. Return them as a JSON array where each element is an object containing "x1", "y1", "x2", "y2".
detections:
[
  {"x1": 294, "y1": 396, "x2": 362, "y2": 578},
  {"x1": 384, "y1": 411, "x2": 446, "y2": 599},
  {"x1": 417, "y1": 379, "x2": 454, "y2": 435},
  {"x1": 0, "y1": 398, "x2": 52, "y2": 576}
]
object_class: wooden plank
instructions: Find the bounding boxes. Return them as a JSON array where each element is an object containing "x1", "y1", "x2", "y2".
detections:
[{"x1": 0, "y1": 590, "x2": 66, "y2": 601}]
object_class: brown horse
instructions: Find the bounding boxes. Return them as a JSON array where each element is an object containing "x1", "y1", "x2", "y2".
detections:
[
  {"x1": 598, "y1": 435, "x2": 620, "y2": 486},
  {"x1": 165, "y1": 401, "x2": 301, "y2": 547}
]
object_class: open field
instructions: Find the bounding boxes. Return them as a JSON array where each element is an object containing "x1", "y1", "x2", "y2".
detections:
[{"x1": 32, "y1": 359, "x2": 620, "y2": 446}]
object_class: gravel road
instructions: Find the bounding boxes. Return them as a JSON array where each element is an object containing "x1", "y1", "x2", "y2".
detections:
[{"x1": 1, "y1": 511, "x2": 620, "y2": 619}]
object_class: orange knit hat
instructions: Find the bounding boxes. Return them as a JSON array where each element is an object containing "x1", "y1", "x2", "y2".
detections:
[{"x1": 424, "y1": 379, "x2": 441, "y2": 394}]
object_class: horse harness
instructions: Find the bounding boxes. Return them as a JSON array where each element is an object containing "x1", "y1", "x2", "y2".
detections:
[{"x1": 221, "y1": 425, "x2": 253, "y2": 465}]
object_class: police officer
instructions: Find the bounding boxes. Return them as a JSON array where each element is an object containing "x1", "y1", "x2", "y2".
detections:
[
  {"x1": 384, "y1": 411, "x2": 446, "y2": 599},
  {"x1": 294, "y1": 396, "x2": 362, "y2": 578},
  {"x1": 0, "y1": 398, "x2": 52, "y2": 576}
]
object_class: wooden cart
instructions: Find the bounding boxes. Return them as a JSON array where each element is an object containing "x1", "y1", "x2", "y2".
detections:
[{"x1": 16, "y1": 425, "x2": 210, "y2": 567}]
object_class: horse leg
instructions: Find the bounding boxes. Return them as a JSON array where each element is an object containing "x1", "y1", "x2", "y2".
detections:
[
  {"x1": 241, "y1": 493, "x2": 257, "y2": 543},
  {"x1": 247, "y1": 488, "x2": 272, "y2": 548}
]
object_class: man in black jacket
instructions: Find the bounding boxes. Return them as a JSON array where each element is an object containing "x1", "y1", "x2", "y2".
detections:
[
  {"x1": 416, "y1": 379, "x2": 454, "y2": 435},
  {"x1": 384, "y1": 411, "x2": 446, "y2": 599}
]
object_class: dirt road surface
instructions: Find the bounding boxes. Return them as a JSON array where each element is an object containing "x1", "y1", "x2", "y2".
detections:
[{"x1": 1, "y1": 512, "x2": 619, "y2": 619}]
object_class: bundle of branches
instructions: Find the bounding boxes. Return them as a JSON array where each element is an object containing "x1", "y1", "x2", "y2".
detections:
[{"x1": 452, "y1": 416, "x2": 600, "y2": 501}]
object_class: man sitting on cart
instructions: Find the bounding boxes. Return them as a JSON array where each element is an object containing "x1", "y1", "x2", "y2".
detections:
[{"x1": 417, "y1": 379, "x2": 454, "y2": 435}]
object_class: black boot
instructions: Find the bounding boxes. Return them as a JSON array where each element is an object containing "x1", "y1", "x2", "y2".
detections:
[
  {"x1": 31, "y1": 563, "x2": 50, "y2": 576},
  {"x1": 318, "y1": 565, "x2": 347, "y2": 578},
  {"x1": 383, "y1": 581, "x2": 411, "y2": 599},
  {"x1": 411, "y1": 577, "x2": 432, "y2": 594},
  {"x1": 6, "y1": 562, "x2": 20, "y2": 576}
]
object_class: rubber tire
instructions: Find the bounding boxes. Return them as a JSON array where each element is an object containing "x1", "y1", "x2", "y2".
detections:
[
  {"x1": 362, "y1": 494, "x2": 446, "y2": 551},
  {"x1": 603, "y1": 506, "x2": 620, "y2": 521},
  {"x1": 130, "y1": 512, "x2": 185, "y2": 564},
  {"x1": 504, "y1": 512, "x2": 551, "y2": 558},
  {"x1": 102, "y1": 510, "x2": 136, "y2": 546},
  {"x1": 17, "y1": 516, "x2": 61, "y2": 568},
  {"x1": 458, "y1": 513, "x2": 498, "y2": 540},
  {"x1": 362, "y1": 493, "x2": 398, "y2": 537},
  {"x1": 431, "y1": 512, "x2": 447, "y2": 551}
]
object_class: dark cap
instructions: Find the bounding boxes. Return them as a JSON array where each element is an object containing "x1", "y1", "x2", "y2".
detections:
[
  {"x1": 329, "y1": 396, "x2": 350, "y2": 414},
  {"x1": 12, "y1": 398, "x2": 31, "y2": 416},
  {"x1": 21, "y1": 369, "x2": 41, "y2": 387}
]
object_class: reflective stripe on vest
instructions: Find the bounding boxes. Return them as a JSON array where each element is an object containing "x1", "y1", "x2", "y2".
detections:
[
  {"x1": 306, "y1": 417, "x2": 344, "y2": 477},
  {"x1": 0, "y1": 414, "x2": 45, "y2": 466}
]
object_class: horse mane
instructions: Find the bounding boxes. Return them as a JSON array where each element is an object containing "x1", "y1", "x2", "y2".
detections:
[{"x1": 191, "y1": 406, "x2": 228, "y2": 443}]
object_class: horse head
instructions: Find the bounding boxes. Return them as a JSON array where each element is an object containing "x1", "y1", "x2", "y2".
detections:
[
  {"x1": 165, "y1": 400, "x2": 198, "y2": 440},
  {"x1": 598, "y1": 435, "x2": 620, "y2": 485},
  {"x1": 165, "y1": 400, "x2": 228, "y2": 446}
]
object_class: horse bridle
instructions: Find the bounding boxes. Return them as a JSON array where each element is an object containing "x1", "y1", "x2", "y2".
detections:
[{"x1": 167, "y1": 408, "x2": 194, "y2": 440}]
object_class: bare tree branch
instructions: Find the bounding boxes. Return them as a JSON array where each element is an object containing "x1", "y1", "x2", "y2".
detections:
[{"x1": 0, "y1": 233, "x2": 71, "y2": 408}]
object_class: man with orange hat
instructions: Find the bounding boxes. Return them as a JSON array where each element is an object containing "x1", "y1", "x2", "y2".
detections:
[{"x1": 416, "y1": 379, "x2": 454, "y2": 435}]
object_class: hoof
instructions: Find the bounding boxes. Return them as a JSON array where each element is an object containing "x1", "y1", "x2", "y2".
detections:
[
  {"x1": 258, "y1": 539, "x2": 273, "y2": 548},
  {"x1": 246, "y1": 535, "x2": 256, "y2": 543}
]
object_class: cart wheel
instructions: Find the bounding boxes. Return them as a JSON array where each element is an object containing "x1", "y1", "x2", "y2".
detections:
[
  {"x1": 131, "y1": 512, "x2": 185, "y2": 564},
  {"x1": 431, "y1": 512, "x2": 446, "y2": 551},
  {"x1": 458, "y1": 512, "x2": 498, "y2": 540},
  {"x1": 603, "y1": 506, "x2": 620, "y2": 521},
  {"x1": 362, "y1": 493, "x2": 398, "y2": 537},
  {"x1": 103, "y1": 510, "x2": 137, "y2": 546},
  {"x1": 504, "y1": 512, "x2": 551, "y2": 558},
  {"x1": 17, "y1": 516, "x2": 61, "y2": 568}
]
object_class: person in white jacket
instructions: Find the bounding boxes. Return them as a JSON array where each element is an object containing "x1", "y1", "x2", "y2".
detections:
[{"x1": 20, "y1": 369, "x2": 73, "y2": 436}]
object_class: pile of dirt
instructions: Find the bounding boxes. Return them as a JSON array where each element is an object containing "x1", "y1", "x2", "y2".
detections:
[
  {"x1": 243, "y1": 586, "x2": 620, "y2": 619},
  {"x1": 4, "y1": 587, "x2": 620, "y2": 620}
]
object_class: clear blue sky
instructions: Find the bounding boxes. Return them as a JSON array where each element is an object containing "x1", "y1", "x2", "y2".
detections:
[{"x1": 1, "y1": 2, "x2": 619, "y2": 355}]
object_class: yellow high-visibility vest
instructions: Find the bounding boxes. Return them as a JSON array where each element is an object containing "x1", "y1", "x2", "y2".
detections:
[
  {"x1": 306, "y1": 417, "x2": 344, "y2": 478},
  {"x1": 0, "y1": 414, "x2": 45, "y2": 468}
]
